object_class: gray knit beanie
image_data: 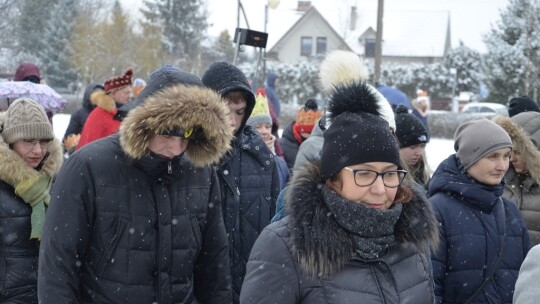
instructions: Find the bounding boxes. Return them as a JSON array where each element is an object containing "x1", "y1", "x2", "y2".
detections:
[
  {"x1": 1, "y1": 98, "x2": 54, "y2": 144},
  {"x1": 454, "y1": 117, "x2": 512, "y2": 169}
]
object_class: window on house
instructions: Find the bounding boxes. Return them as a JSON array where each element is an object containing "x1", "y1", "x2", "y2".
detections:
[
  {"x1": 365, "y1": 38, "x2": 376, "y2": 57},
  {"x1": 301, "y1": 37, "x2": 312, "y2": 56},
  {"x1": 316, "y1": 37, "x2": 327, "y2": 54}
]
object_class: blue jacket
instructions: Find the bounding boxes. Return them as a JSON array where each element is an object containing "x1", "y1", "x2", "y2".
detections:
[
  {"x1": 428, "y1": 155, "x2": 531, "y2": 304},
  {"x1": 265, "y1": 73, "x2": 280, "y2": 117}
]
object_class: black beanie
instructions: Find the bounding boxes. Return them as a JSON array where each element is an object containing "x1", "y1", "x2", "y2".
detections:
[
  {"x1": 508, "y1": 96, "x2": 540, "y2": 117},
  {"x1": 394, "y1": 104, "x2": 429, "y2": 148},
  {"x1": 320, "y1": 82, "x2": 401, "y2": 181}
]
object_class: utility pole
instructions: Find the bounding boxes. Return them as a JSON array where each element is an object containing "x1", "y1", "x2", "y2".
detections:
[{"x1": 374, "y1": 0, "x2": 384, "y2": 83}]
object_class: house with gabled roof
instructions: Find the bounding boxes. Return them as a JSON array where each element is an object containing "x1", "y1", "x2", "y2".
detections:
[{"x1": 265, "y1": 1, "x2": 451, "y2": 65}]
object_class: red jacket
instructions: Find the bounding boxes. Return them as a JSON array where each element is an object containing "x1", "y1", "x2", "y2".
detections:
[{"x1": 76, "y1": 91, "x2": 120, "y2": 150}]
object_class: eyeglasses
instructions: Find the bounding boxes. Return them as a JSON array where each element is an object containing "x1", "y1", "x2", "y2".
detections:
[
  {"x1": 343, "y1": 167, "x2": 408, "y2": 188},
  {"x1": 21, "y1": 139, "x2": 52, "y2": 150}
]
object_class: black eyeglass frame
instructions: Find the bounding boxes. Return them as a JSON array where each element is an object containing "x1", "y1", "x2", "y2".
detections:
[{"x1": 343, "y1": 167, "x2": 408, "y2": 188}]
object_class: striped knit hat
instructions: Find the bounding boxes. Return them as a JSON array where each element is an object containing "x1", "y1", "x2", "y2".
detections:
[{"x1": 1, "y1": 98, "x2": 54, "y2": 143}]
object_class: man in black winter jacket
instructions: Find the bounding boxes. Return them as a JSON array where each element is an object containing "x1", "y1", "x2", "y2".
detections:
[
  {"x1": 38, "y1": 66, "x2": 234, "y2": 304},
  {"x1": 202, "y1": 62, "x2": 280, "y2": 303}
]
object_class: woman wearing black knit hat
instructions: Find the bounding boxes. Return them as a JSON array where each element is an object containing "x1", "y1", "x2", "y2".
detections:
[
  {"x1": 240, "y1": 50, "x2": 439, "y2": 304},
  {"x1": 394, "y1": 104, "x2": 431, "y2": 187}
]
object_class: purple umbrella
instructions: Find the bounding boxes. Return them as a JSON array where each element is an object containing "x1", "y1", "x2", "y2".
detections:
[{"x1": 0, "y1": 81, "x2": 67, "y2": 113}]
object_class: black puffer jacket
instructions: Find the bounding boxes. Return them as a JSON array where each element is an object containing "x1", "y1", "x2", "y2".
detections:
[
  {"x1": 38, "y1": 71, "x2": 234, "y2": 304},
  {"x1": 62, "y1": 83, "x2": 103, "y2": 141},
  {"x1": 217, "y1": 127, "x2": 279, "y2": 301},
  {"x1": 0, "y1": 122, "x2": 63, "y2": 303},
  {"x1": 280, "y1": 122, "x2": 301, "y2": 170},
  {"x1": 240, "y1": 160, "x2": 439, "y2": 304},
  {"x1": 202, "y1": 62, "x2": 280, "y2": 303}
]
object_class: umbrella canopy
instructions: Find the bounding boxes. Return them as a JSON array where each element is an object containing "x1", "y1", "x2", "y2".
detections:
[
  {"x1": 0, "y1": 81, "x2": 67, "y2": 113},
  {"x1": 377, "y1": 86, "x2": 412, "y2": 109}
]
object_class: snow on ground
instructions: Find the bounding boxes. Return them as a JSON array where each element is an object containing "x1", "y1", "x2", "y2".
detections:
[{"x1": 52, "y1": 113, "x2": 455, "y2": 172}]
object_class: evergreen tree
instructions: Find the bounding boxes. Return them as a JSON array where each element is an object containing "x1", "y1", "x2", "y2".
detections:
[
  {"x1": 443, "y1": 42, "x2": 482, "y2": 95},
  {"x1": 39, "y1": 0, "x2": 79, "y2": 88},
  {"x1": 140, "y1": 0, "x2": 208, "y2": 73},
  {"x1": 16, "y1": 0, "x2": 59, "y2": 64},
  {"x1": 483, "y1": 0, "x2": 540, "y2": 102}
]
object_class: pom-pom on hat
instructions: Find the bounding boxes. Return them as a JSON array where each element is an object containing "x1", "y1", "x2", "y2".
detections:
[
  {"x1": 508, "y1": 96, "x2": 540, "y2": 117},
  {"x1": 1, "y1": 98, "x2": 54, "y2": 144},
  {"x1": 394, "y1": 105, "x2": 429, "y2": 148},
  {"x1": 454, "y1": 117, "x2": 512, "y2": 169},
  {"x1": 319, "y1": 50, "x2": 395, "y2": 132},
  {"x1": 320, "y1": 82, "x2": 401, "y2": 181},
  {"x1": 294, "y1": 98, "x2": 322, "y2": 134},
  {"x1": 104, "y1": 68, "x2": 134, "y2": 93},
  {"x1": 247, "y1": 88, "x2": 272, "y2": 127}
]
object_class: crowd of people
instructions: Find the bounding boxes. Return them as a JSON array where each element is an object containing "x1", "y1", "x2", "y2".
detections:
[{"x1": 0, "y1": 51, "x2": 539, "y2": 303}]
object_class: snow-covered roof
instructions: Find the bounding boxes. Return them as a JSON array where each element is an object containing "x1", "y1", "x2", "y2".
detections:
[
  {"x1": 346, "y1": 10, "x2": 450, "y2": 57},
  {"x1": 265, "y1": 3, "x2": 450, "y2": 57}
]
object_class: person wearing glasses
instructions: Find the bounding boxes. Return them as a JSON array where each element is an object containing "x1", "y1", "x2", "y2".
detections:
[
  {"x1": 428, "y1": 118, "x2": 531, "y2": 304},
  {"x1": 38, "y1": 66, "x2": 233, "y2": 304},
  {"x1": 0, "y1": 98, "x2": 63, "y2": 304},
  {"x1": 240, "y1": 79, "x2": 439, "y2": 303}
]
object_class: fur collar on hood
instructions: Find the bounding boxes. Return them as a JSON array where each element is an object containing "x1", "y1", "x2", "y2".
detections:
[
  {"x1": 493, "y1": 115, "x2": 540, "y2": 184},
  {"x1": 120, "y1": 84, "x2": 233, "y2": 167},
  {"x1": 0, "y1": 115, "x2": 63, "y2": 186},
  {"x1": 285, "y1": 159, "x2": 439, "y2": 278}
]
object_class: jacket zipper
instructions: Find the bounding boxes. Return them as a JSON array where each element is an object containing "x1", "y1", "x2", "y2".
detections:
[{"x1": 167, "y1": 161, "x2": 172, "y2": 174}]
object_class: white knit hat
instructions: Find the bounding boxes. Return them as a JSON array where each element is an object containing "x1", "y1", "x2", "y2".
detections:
[{"x1": 1, "y1": 98, "x2": 54, "y2": 144}]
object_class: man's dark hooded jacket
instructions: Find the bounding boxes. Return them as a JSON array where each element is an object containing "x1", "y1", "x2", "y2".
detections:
[
  {"x1": 38, "y1": 66, "x2": 233, "y2": 304},
  {"x1": 62, "y1": 83, "x2": 103, "y2": 142},
  {"x1": 202, "y1": 62, "x2": 280, "y2": 303}
]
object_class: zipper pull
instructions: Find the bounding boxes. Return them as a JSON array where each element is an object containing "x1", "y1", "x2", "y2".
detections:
[
  {"x1": 236, "y1": 187, "x2": 240, "y2": 196},
  {"x1": 168, "y1": 161, "x2": 172, "y2": 174}
]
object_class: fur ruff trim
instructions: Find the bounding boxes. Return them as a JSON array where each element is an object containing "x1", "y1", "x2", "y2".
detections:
[
  {"x1": 90, "y1": 90, "x2": 116, "y2": 113},
  {"x1": 493, "y1": 115, "x2": 540, "y2": 183},
  {"x1": 0, "y1": 127, "x2": 63, "y2": 187},
  {"x1": 286, "y1": 159, "x2": 439, "y2": 278},
  {"x1": 120, "y1": 84, "x2": 233, "y2": 167}
]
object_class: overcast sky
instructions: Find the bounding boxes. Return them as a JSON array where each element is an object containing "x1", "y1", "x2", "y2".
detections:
[{"x1": 122, "y1": 0, "x2": 509, "y2": 53}]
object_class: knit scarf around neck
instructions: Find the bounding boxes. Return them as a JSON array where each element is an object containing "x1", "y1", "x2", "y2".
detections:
[{"x1": 322, "y1": 187, "x2": 403, "y2": 260}]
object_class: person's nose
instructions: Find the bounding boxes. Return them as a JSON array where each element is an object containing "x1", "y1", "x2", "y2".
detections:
[
  {"x1": 369, "y1": 175, "x2": 386, "y2": 194},
  {"x1": 496, "y1": 158, "x2": 509, "y2": 171},
  {"x1": 229, "y1": 113, "x2": 237, "y2": 127},
  {"x1": 30, "y1": 142, "x2": 43, "y2": 154},
  {"x1": 169, "y1": 138, "x2": 188, "y2": 157}
]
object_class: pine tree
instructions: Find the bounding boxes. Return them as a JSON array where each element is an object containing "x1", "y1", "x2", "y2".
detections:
[
  {"x1": 140, "y1": 0, "x2": 208, "y2": 73},
  {"x1": 39, "y1": 0, "x2": 79, "y2": 88},
  {"x1": 443, "y1": 42, "x2": 482, "y2": 95},
  {"x1": 16, "y1": 0, "x2": 59, "y2": 64},
  {"x1": 483, "y1": 0, "x2": 540, "y2": 102}
]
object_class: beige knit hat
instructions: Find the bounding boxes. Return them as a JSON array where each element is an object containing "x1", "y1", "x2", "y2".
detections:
[{"x1": 1, "y1": 98, "x2": 54, "y2": 144}]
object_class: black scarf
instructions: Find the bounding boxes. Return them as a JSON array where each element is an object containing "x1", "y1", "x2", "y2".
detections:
[{"x1": 322, "y1": 187, "x2": 403, "y2": 260}]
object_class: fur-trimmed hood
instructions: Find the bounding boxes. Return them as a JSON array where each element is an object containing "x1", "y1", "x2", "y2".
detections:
[
  {"x1": 119, "y1": 84, "x2": 233, "y2": 167},
  {"x1": 89, "y1": 90, "x2": 116, "y2": 113},
  {"x1": 493, "y1": 115, "x2": 540, "y2": 184},
  {"x1": 0, "y1": 112, "x2": 63, "y2": 186},
  {"x1": 285, "y1": 159, "x2": 439, "y2": 278}
]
